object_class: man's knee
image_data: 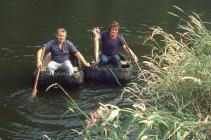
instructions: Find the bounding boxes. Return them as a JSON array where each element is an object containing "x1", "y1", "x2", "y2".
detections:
[
  {"x1": 64, "y1": 60, "x2": 73, "y2": 68},
  {"x1": 47, "y1": 62, "x2": 56, "y2": 75},
  {"x1": 47, "y1": 61, "x2": 57, "y2": 71},
  {"x1": 63, "y1": 60, "x2": 74, "y2": 75},
  {"x1": 112, "y1": 55, "x2": 120, "y2": 63},
  {"x1": 99, "y1": 54, "x2": 108, "y2": 65},
  {"x1": 110, "y1": 55, "x2": 121, "y2": 68}
]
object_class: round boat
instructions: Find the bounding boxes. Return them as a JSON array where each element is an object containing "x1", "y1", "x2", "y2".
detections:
[
  {"x1": 84, "y1": 54, "x2": 133, "y2": 85},
  {"x1": 32, "y1": 53, "x2": 84, "y2": 90}
]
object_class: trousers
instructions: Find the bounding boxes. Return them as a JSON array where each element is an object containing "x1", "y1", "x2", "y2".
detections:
[
  {"x1": 46, "y1": 60, "x2": 74, "y2": 76},
  {"x1": 99, "y1": 54, "x2": 121, "y2": 68}
]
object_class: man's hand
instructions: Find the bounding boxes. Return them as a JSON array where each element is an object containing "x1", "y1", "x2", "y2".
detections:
[
  {"x1": 37, "y1": 60, "x2": 42, "y2": 69},
  {"x1": 84, "y1": 62, "x2": 91, "y2": 67},
  {"x1": 92, "y1": 27, "x2": 100, "y2": 39},
  {"x1": 133, "y1": 55, "x2": 138, "y2": 63}
]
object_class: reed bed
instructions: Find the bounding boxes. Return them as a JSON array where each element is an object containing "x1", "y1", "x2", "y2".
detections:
[{"x1": 84, "y1": 8, "x2": 211, "y2": 140}]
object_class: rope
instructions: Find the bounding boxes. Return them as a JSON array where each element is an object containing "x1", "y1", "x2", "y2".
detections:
[{"x1": 109, "y1": 68, "x2": 122, "y2": 87}]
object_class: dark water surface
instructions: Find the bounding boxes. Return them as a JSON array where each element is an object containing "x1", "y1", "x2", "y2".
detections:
[{"x1": 1, "y1": 0, "x2": 211, "y2": 139}]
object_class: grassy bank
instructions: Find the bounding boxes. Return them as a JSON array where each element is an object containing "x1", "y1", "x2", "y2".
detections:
[{"x1": 84, "y1": 8, "x2": 211, "y2": 140}]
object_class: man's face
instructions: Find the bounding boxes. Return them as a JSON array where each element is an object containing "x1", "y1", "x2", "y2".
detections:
[
  {"x1": 56, "y1": 31, "x2": 67, "y2": 44},
  {"x1": 109, "y1": 27, "x2": 119, "y2": 38}
]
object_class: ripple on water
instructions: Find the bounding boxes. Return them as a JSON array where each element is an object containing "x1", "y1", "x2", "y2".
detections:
[
  {"x1": 4, "y1": 88, "x2": 86, "y2": 139},
  {"x1": 3, "y1": 85, "x2": 123, "y2": 139}
]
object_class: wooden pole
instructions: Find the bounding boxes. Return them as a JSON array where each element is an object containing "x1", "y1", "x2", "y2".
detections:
[{"x1": 32, "y1": 46, "x2": 46, "y2": 97}]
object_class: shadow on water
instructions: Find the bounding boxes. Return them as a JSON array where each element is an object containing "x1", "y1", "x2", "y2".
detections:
[{"x1": 0, "y1": 85, "x2": 124, "y2": 139}]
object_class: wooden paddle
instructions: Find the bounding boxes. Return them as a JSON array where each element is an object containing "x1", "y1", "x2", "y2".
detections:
[
  {"x1": 120, "y1": 34, "x2": 141, "y2": 70},
  {"x1": 32, "y1": 46, "x2": 46, "y2": 97}
]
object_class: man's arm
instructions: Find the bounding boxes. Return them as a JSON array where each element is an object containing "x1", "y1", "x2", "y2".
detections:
[
  {"x1": 122, "y1": 45, "x2": 138, "y2": 63},
  {"x1": 74, "y1": 52, "x2": 90, "y2": 67},
  {"x1": 36, "y1": 48, "x2": 44, "y2": 69}
]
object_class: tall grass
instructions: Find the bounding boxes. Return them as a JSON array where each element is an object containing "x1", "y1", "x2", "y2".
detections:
[{"x1": 83, "y1": 8, "x2": 211, "y2": 139}]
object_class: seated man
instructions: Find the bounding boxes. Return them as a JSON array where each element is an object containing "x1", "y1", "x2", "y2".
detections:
[
  {"x1": 92, "y1": 21, "x2": 138, "y2": 68},
  {"x1": 36, "y1": 28, "x2": 90, "y2": 75}
]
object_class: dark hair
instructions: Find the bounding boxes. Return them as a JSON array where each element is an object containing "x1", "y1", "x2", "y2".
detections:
[{"x1": 109, "y1": 21, "x2": 120, "y2": 31}]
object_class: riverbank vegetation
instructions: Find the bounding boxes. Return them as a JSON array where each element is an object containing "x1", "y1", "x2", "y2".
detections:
[{"x1": 84, "y1": 8, "x2": 211, "y2": 140}]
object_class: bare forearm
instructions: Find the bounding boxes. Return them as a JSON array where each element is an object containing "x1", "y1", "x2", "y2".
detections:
[
  {"x1": 75, "y1": 52, "x2": 89, "y2": 66},
  {"x1": 128, "y1": 48, "x2": 136, "y2": 58},
  {"x1": 36, "y1": 48, "x2": 44, "y2": 69},
  {"x1": 37, "y1": 49, "x2": 43, "y2": 62},
  {"x1": 123, "y1": 45, "x2": 138, "y2": 62},
  {"x1": 123, "y1": 45, "x2": 132, "y2": 56}
]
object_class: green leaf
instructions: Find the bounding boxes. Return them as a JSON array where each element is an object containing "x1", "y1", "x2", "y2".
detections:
[
  {"x1": 121, "y1": 115, "x2": 135, "y2": 130},
  {"x1": 176, "y1": 132, "x2": 182, "y2": 140},
  {"x1": 107, "y1": 109, "x2": 119, "y2": 122}
]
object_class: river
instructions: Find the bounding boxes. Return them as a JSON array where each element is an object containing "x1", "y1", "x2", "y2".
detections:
[{"x1": 0, "y1": 0, "x2": 211, "y2": 139}]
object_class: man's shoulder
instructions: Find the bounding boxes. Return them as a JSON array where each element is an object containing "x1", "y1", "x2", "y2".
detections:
[
  {"x1": 45, "y1": 39, "x2": 56, "y2": 49},
  {"x1": 102, "y1": 31, "x2": 108, "y2": 35},
  {"x1": 64, "y1": 40, "x2": 78, "y2": 52},
  {"x1": 49, "y1": 38, "x2": 57, "y2": 43},
  {"x1": 65, "y1": 40, "x2": 74, "y2": 46},
  {"x1": 101, "y1": 31, "x2": 109, "y2": 39}
]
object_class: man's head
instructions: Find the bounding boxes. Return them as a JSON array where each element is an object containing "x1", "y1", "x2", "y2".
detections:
[
  {"x1": 56, "y1": 28, "x2": 67, "y2": 44},
  {"x1": 109, "y1": 21, "x2": 120, "y2": 39},
  {"x1": 109, "y1": 21, "x2": 120, "y2": 31}
]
